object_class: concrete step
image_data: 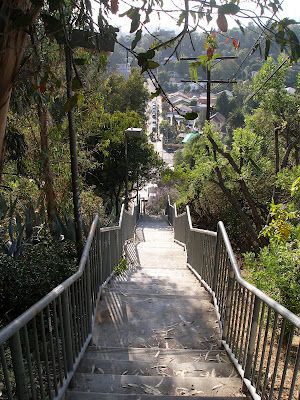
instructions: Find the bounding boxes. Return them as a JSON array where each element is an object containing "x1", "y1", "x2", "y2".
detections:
[
  {"x1": 106, "y1": 281, "x2": 207, "y2": 295},
  {"x1": 77, "y1": 358, "x2": 238, "y2": 378},
  {"x1": 104, "y1": 287, "x2": 207, "y2": 298},
  {"x1": 66, "y1": 392, "x2": 248, "y2": 400},
  {"x1": 114, "y1": 277, "x2": 200, "y2": 286},
  {"x1": 137, "y1": 242, "x2": 182, "y2": 249},
  {"x1": 70, "y1": 373, "x2": 244, "y2": 397},
  {"x1": 85, "y1": 347, "x2": 230, "y2": 364},
  {"x1": 104, "y1": 286, "x2": 207, "y2": 297},
  {"x1": 115, "y1": 269, "x2": 197, "y2": 281},
  {"x1": 93, "y1": 291, "x2": 219, "y2": 349}
]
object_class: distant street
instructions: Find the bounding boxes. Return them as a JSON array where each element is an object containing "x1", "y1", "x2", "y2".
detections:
[{"x1": 146, "y1": 79, "x2": 174, "y2": 169}]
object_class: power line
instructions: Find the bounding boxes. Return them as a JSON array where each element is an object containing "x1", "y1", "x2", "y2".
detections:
[
  {"x1": 212, "y1": 31, "x2": 266, "y2": 93},
  {"x1": 245, "y1": 56, "x2": 290, "y2": 104},
  {"x1": 212, "y1": 0, "x2": 284, "y2": 93}
]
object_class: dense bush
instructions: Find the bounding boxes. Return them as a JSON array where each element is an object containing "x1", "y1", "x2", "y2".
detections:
[
  {"x1": 0, "y1": 240, "x2": 77, "y2": 326},
  {"x1": 244, "y1": 178, "x2": 300, "y2": 316},
  {"x1": 244, "y1": 243, "x2": 300, "y2": 315}
]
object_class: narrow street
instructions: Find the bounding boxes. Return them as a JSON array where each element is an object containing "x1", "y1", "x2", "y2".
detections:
[{"x1": 146, "y1": 79, "x2": 174, "y2": 169}]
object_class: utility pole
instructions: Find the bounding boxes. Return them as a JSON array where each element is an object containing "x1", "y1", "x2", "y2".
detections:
[
  {"x1": 206, "y1": 64, "x2": 211, "y2": 121},
  {"x1": 181, "y1": 56, "x2": 237, "y2": 121}
]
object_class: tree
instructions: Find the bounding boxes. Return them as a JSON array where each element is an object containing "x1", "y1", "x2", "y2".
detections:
[
  {"x1": 0, "y1": 1, "x2": 41, "y2": 181},
  {"x1": 215, "y1": 92, "x2": 232, "y2": 118},
  {"x1": 169, "y1": 58, "x2": 300, "y2": 249},
  {"x1": 160, "y1": 120, "x2": 177, "y2": 145},
  {"x1": 1, "y1": 1, "x2": 299, "y2": 186},
  {"x1": 84, "y1": 110, "x2": 162, "y2": 217},
  {"x1": 100, "y1": 69, "x2": 149, "y2": 116}
]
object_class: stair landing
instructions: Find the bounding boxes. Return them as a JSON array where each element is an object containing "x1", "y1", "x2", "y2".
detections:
[{"x1": 67, "y1": 215, "x2": 248, "y2": 399}]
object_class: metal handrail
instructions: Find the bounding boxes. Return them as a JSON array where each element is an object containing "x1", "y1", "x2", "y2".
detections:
[
  {"x1": 0, "y1": 216, "x2": 99, "y2": 344},
  {"x1": 218, "y1": 221, "x2": 300, "y2": 329},
  {"x1": 166, "y1": 198, "x2": 300, "y2": 400},
  {"x1": 0, "y1": 203, "x2": 139, "y2": 400}
]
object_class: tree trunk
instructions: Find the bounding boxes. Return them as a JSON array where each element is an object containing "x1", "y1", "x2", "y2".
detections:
[
  {"x1": 208, "y1": 134, "x2": 264, "y2": 233},
  {"x1": 31, "y1": 28, "x2": 58, "y2": 234},
  {"x1": 64, "y1": 45, "x2": 84, "y2": 259},
  {"x1": 295, "y1": 146, "x2": 299, "y2": 165},
  {"x1": 115, "y1": 195, "x2": 119, "y2": 219},
  {"x1": 281, "y1": 138, "x2": 300, "y2": 169},
  {"x1": 212, "y1": 166, "x2": 260, "y2": 248},
  {"x1": 0, "y1": 1, "x2": 41, "y2": 182},
  {"x1": 37, "y1": 104, "x2": 58, "y2": 233},
  {"x1": 0, "y1": 90, "x2": 11, "y2": 179}
]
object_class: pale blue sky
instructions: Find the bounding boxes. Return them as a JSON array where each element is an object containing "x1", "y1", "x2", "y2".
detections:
[{"x1": 92, "y1": 0, "x2": 300, "y2": 33}]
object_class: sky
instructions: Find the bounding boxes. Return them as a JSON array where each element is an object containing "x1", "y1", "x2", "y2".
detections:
[{"x1": 92, "y1": 0, "x2": 300, "y2": 34}]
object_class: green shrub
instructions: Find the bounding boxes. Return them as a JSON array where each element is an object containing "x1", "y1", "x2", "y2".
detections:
[
  {"x1": 114, "y1": 257, "x2": 128, "y2": 276},
  {"x1": 244, "y1": 243, "x2": 300, "y2": 316},
  {"x1": 0, "y1": 240, "x2": 77, "y2": 326},
  {"x1": 243, "y1": 175, "x2": 300, "y2": 316}
]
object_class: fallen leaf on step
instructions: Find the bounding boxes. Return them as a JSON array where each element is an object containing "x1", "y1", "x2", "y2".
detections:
[
  {"x1": 191, "y1": 390, "x2": 204, "y2": 395},
  {"x1": 143, "y1": 384, "x2": 161, "y2": 395},
  {"x1": 123, "y1": 383, "x2": 140, "y2": 388},
  {"x1": 96, "y1": 367, "x2": 104, "y2": 374},
  {"x1": 155, "y1": 378, "x2": 164, "y2": 388},
  {"x1": 154, "y1": 351, "x2": 160, "y2": 358},
  {"x1": 212, "y1": 384, "x2": 223, "y2": 390},
  {"x1": 205, "y1": 351, "x2": 210, "y2": 360},
  {"x1": 122, "y1": 370, "x2": 128, "y2": 375},
  {"x1": 176, "y1": 387, "x2": 190, "y2": 395}
]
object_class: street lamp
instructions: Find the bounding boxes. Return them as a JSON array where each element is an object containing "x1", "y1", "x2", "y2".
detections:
[{"x1": 124, "y1": 127, "x2": 143, "y2": 210}]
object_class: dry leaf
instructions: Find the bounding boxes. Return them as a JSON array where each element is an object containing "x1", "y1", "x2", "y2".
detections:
[
  {"x1": 143, "y1": 384, "x2": 161, "y2": 395},
  {"x1": 96, "y1": 367, "x2": 104, "y2": 374},
  {"x1": 155, "y1": 378, "x2": 164, "y2": 388},
  {"x1": 212, "y1": 384, "x2": 223, "y2": 390},
  {"x1": 191, "y1": 390, "x2": 204, "y2": 395}
]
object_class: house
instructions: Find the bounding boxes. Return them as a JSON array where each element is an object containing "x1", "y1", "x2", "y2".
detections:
[
  {"x1": 286, "y1": 87, "x2": 296, "y2": 95},
  {"x1": 166, "y1": 111, "x2": 185, "y2": 126},
  {"x1": 182, "y1": 131, "x2": 200, "y2": 144},
  {"x1": 198, "y1": 93, "x2": 217, "y2": 106},
  {"x1": 215, "y1": 89, "x2": 233, "y2": 98},
  {"x1": 168, "y1": 91, "x2": 191, "y2": 103},
  {"x1": 172, "y1": 97, "x2": 191, "y2": 106},
  {"x1": 210, "y1": 112, "x2": 226, "y2": 130}
]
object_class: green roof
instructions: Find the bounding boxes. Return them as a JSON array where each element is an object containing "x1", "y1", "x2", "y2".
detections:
[{"x1": 182, "y1": 132, "x2": 199, "y2": 144}]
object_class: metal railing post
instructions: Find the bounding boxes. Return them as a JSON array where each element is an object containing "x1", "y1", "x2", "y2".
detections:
[
  {"x1": 9, "y1": 332, "x2": 28, "y2": 400},
  {"x1": 62, "y1": 291, "x2": 74, "y2": 372},
  {"x1": 212, "y1": 226, "x2": 220, "y2": 293},
  {"x1": 86, "y1": 259, "x2": 93, "y2": 332},
  {"x1": 222, "y1": 268, "x2": 235, "y2": 339},
  {"x1": 108, "y1": 231, "x2": 112, "y2": 274},
  {"x1": 243, "y1": 297, "x2": 261, "y2": 382}
]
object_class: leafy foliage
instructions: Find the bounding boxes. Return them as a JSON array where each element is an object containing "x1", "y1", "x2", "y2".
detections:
[
  {"x1": 0, "y1": 240, "x2": 77, "y2": 324},
  {"x1": 244, "y1": 176, "x2": 300, "y2": 315}
]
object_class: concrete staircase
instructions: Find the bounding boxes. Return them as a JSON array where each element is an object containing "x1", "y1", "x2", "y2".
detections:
[{"x1": 66, "y1": 216, "x2": 249, "y2": 399}]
